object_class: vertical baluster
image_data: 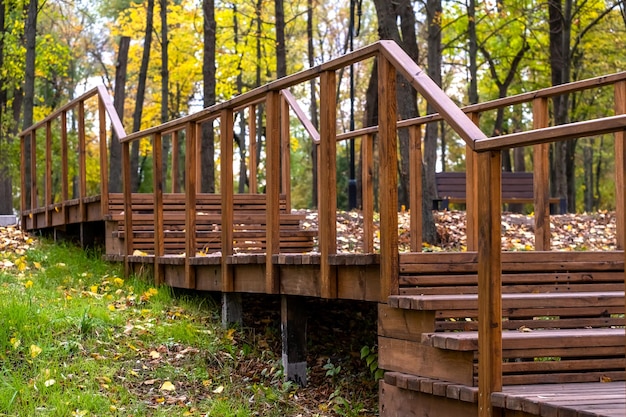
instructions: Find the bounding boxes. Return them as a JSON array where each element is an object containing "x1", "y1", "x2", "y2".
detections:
[
  {"x1": 61, "y1": 111, "x2": 69, "y2": 224},
  {"x1": 615, "y1": 81, "x2": 626, "y2": 250},
  {"x1": 362, "y1": 134, "x2": 374, "y2": 253},
  {"x1": 266, "y1": 92, "x2": 281, "y2": 294},
  {"x1": 78, "y1": 100, "x2": 87, "y2": 222},
  {"x1": 153, "y1": 132, "x2": 164, "y2": 285},
  {"x1": 466, "y1": 112, "x2": 480, "y2": 251},
  {"x1": 533, "y1": 97, "x2": 551, "y2": 251},
  {"x1": 185, "y1": 122, "x2": 197, "y2": 288},
  {"x1": 220, "y1": 110, "x2": 234, "y2": 292},
  {"x1": 281, "y1": 94, "x2": 291, "y2": 212},
  {"x1": 319, "y1": 71, "x2": 337, "y2": 298},
  {"x1": 409, "y1": 125, "x2": 422, "y2": 252},
  {"x1": 122, "y1": 139, "x2": 133, "y2": 277},
  {"x1": 45, "y1": 120, "x2": 52, "y2": 227},
  {"x1": 249, "y1": 104, "x2": 258, "y2": 193},
  {"x1": 172, "y1": 130, "x2": 180, "y2": 193},
  {"x1": 99, "y1": 95, "x2": 109, "y2": 217}
]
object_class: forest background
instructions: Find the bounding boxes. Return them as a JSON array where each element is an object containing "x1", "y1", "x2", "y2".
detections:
[{"x1": 1, "y1": 0, "x2": 626, "y2": 243}]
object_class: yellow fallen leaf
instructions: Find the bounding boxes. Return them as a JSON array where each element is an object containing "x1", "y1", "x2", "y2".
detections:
[
  {"x1": 149, "y1": 351, "x2": 160, "y2": 359},
  {"x1": 24, "y1": 280, "x2": 33, "y2": 289},
  {"x1": 155, "y1": 397, "x2": 165, "y2": 403},
  {"x1": 108, "y1": 304, "x2": 116, "y2": 311},
  {"x1": 30, "y1": 344, "x2": 42, "y2": 358},
  {"x1": 212, "y1": 385, "x2": 224, "y2": 394},
  {"x1": 10, "y1": 337, "x2": 20, "y2": 349},
  {"x1": 160, "y1": 381, "x2": 176, "y2": 391},
  {"x1": 90, "y1": 285, "x2": 98, "y2": 293}
]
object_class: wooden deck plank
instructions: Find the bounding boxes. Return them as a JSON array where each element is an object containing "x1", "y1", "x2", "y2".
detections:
[
  {"x1": 494, "y1": 382, "x2": 626, "y2": 417},
  {"x1": 389, "y1": 291, "x2": 625, "y2": 311},
  {"x1": 423, "y1": 328, "x2": 626, "y2": 351}
]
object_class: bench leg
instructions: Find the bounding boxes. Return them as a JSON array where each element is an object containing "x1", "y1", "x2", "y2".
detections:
[
  {"x1": 221, "y1": 293, "x2": 243, "y2": 328},
  {"x1": 281, "y1": 295, "x2": 308, "y2": 387}
]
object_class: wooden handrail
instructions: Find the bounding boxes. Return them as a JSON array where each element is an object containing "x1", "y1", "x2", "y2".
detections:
[{"x1": 19, "y1": 86, "x2": 127, "y2": 141}]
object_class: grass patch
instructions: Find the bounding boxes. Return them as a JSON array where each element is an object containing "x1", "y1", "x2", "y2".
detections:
[{"x1": 0, "y1": 234, "x2": 378, "y2": 416}]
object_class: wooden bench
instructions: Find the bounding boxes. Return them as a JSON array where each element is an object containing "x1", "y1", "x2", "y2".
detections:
[
  {"x1": 434, "y1": 171, "x2": 565, "y2": 212},
  {"x1": 105, "y1": 193, "x2": 316, "y2": 256},
  {"x1": 378, "y1": 251, "x2": 625, "y2": 387}
]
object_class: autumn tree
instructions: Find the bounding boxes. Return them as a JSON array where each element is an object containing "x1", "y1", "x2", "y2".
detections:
[{"x1": 372, "y1": 0, "x2": 437, "y2": 243}]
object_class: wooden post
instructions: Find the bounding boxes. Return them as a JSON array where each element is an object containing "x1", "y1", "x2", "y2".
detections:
[
  {"x1": 466, "y1": 112, "x2": 480, "y2": 252},
  {"x1": 152, "y1": 132, "x2": 165, "y2": 285},
  {"x1": 618, "y1": 81, "x2": 626, "y2": 371},
  {"x1": 121, "y1": 140, "x2": 133, "y2": 277},
  {"x1": 172, "y1": 130, "x2": 180, "y2": 193},
  {"x1": 319, "y1": 71, "x2": 338, "y2": 299},
  {"x1": 78, "y1": 101, "x2": 87, "y2": 222},
  {"x1": 266, "y1": 92, "x2": 282, "y2": 294},
  {"x1": 99, "y1": 95, "x2": 109, "y2": 217},
  {"x1": 281, "y1": 295, "x2": 307, "y2": 387},
  {"x1": 476, "y1": 150, "x2": 502, "y2": 417},
  {"x1": 45, "y1": 120, "x2": 52, "y2": 227},
  {"x1": 280, "y1": 95, "x2": 291, "y2": 212},
  {"x1": 362, "y1": 134, "x2": 374, "y2": 253},
  {"x1": 195, "y1": 122, "x2": 203, "y2": 191},
  {"x1": 533, "y1": 98, "x2": 551, "y2": 251},
  {"x1": 249, "y1": 104, "x2": 258, "y2": 193},
  {"x1": 615, "y1": 81, "x2": 626, "y2": 250},
  {"x1": 60, "y1": 111, "x2": 68, "y2": 225},
  {"x1": 30, "y1": 130, "x2": 37, "y2": 215},
  {"x1": 220, "y1": 109, "x2": 234, "y2": 292},
  {"x1": 185, "y1": 122, "x2": 197, "y2": 289},
  {"x1": 378, "y1": 56, "x2": 398, "y2": 299},
  {"x1": 20, "y1": 133, "x2": 27, "y2": 228},
  {"x1": 409, "y1": 125, "x2": 422, "y2": 252}
]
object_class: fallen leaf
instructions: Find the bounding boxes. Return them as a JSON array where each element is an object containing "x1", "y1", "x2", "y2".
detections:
[
  {"x1": 160, "y1": 381, "x2": 176, "y2": 391},
  {"x1": 212, "y1": 385, "x2": 224, "y2": 394},
  {"x1": 30, "y1": 344, "x2": 42, "y2": 358}
]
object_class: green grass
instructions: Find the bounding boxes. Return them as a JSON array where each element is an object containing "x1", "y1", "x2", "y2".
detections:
[{"x1": 0, "y1": 239, "x2": 315, "y2": 416}]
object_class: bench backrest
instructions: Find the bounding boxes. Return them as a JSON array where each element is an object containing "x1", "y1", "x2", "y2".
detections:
[{"x1": 435, "y1": 171, "x2": 535, "y2": 201}]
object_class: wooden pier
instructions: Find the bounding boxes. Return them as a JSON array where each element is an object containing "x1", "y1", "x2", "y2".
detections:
[{"x1": 19, "y1": 41, "x2": 625, "y2": 417}]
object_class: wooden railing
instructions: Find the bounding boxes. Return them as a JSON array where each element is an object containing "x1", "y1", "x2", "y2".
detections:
[
  {"x1": 19, "y1": 41, "x2": 626, "y2": 417},
  {"x1": 19, "y1": 85, "x2": 126, "y2": 229}
]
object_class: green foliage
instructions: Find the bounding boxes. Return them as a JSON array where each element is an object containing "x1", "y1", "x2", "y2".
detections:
[{"x1": 360, "y1": 345, "x2": 384, "y2": 381}]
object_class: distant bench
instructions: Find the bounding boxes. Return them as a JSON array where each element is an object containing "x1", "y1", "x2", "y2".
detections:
[
  {"x1": 434, "y1": 171, "x2": 565, "y2": 212},
  {"x1": 380, "y1": 252, "x2": 626, "y2": 386},
  {"x1": 104, "y1": 193, "x2": 316, "y2": 256}
]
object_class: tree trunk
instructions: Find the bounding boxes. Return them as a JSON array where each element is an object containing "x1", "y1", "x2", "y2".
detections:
[
  {"x1": 548, "y1": 0, "x2": 570, "y2": 210},
  {"x1": 307, "y1": 0, "x2": 318, "y2": 208},
  {"x1": 0, "y1": 0, "x2": 11, "y2": 215},
  {"x1": 201, "y1": 0, "x2": 216, "y2": 193},
  {"x1": 109, "y1": 36, "x2": 130, "y2": 194},
  {"x1": 160, "y1": 0, "x2": 171, "y2": 187},
  {"x1": 131, "y1": 0, "x2": 155, "y2": 192},
  {"x1": 234, "y1": 5, "x2": 248, "y2": 193},
  {"x1": 275, "y1": 0, "x2": 286, "y2": 79},
  {"x1": 23, "y1": 0, "x2": 37, "y2": 205},
  {"x1": 467, "y1": 0, "x2": 478, "y2": 105},
  {"x1": 424, "y1": 0, "x2": 442, "y2": 244},
  {"x1": 583, "y1": 139, "x2": 593, "y2": 212}
]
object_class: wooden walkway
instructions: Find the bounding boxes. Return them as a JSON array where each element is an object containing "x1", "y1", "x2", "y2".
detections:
[{"x1": 19, "y1": 41, "x2": 626, "y2": 417}]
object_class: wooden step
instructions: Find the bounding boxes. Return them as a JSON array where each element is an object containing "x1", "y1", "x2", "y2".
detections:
[
  {"x1": 388, "y1": 291, "x2": 625, "y2": 312},
  {"x1": 422, "y1": 328, "x2": 626, "y2": 351}
]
